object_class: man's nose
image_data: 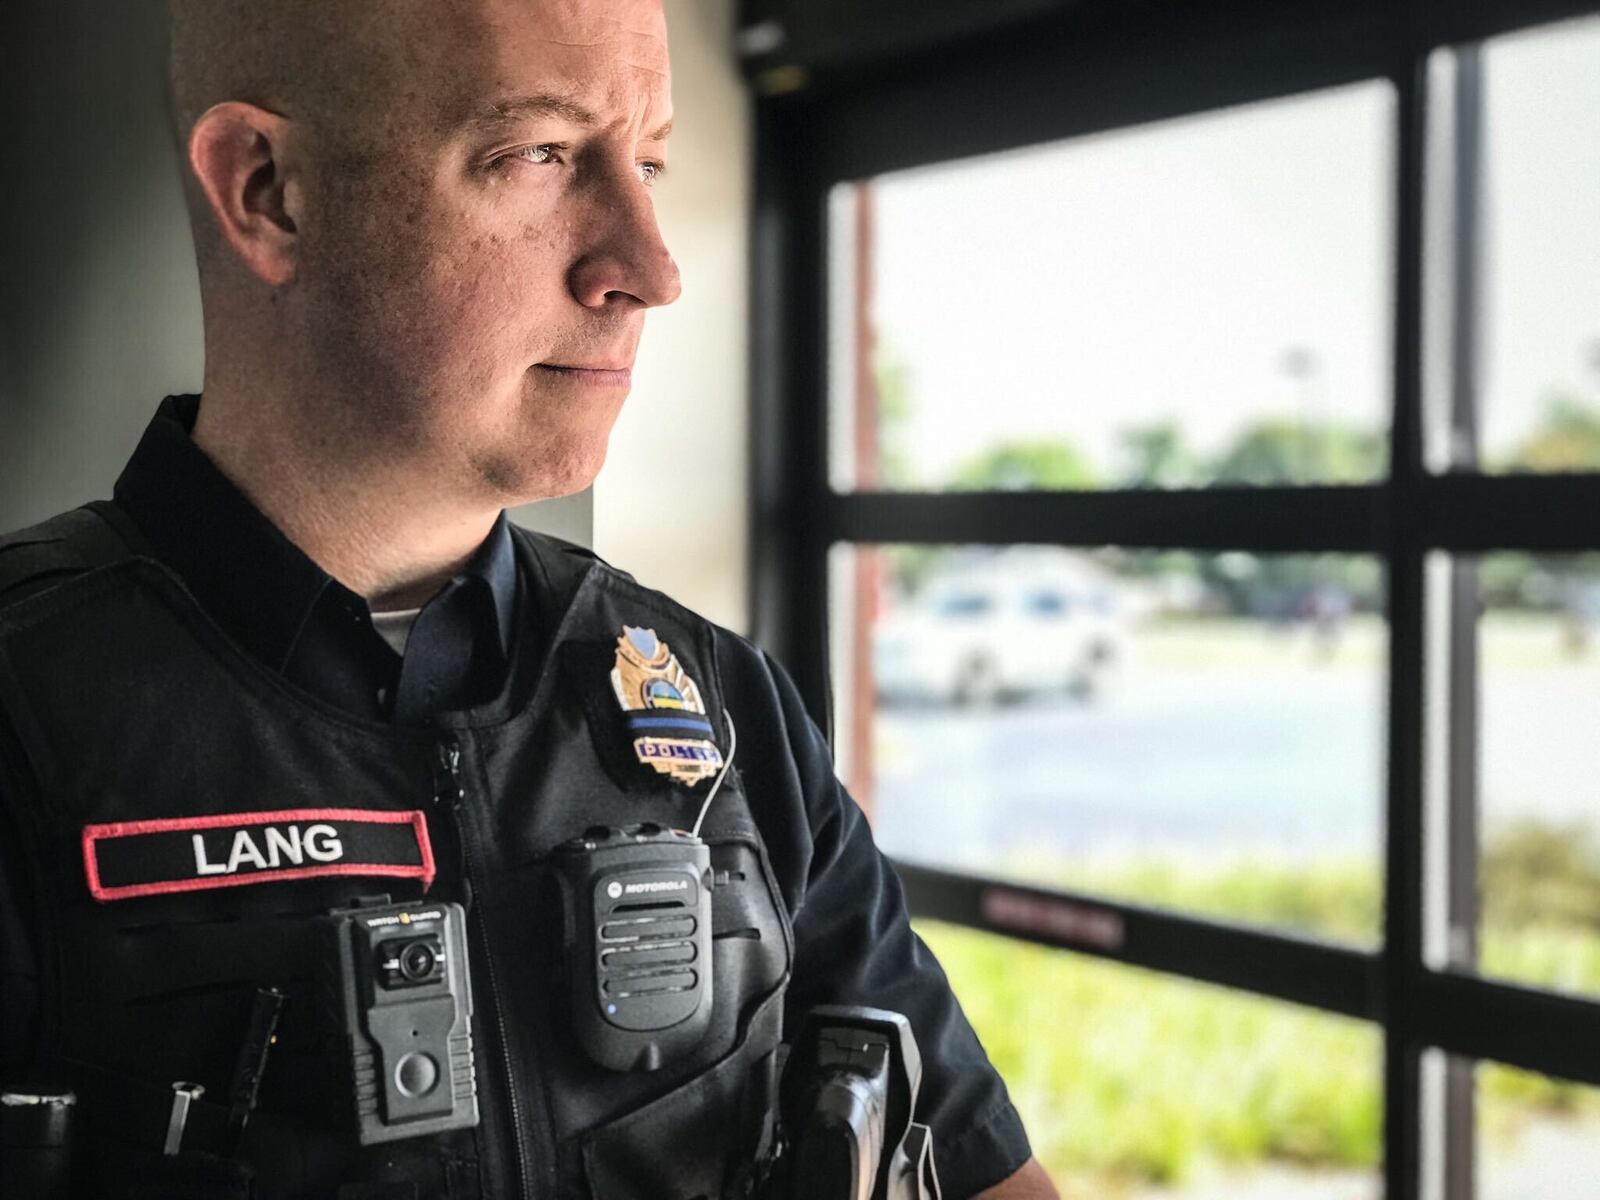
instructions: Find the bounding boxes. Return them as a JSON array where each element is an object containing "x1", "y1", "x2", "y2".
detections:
[{"x1": 567, "y1": 167, "x2": 683, "y2": 310}]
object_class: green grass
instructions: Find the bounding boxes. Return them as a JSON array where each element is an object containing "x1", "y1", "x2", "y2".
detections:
[
  {"x1": 917, "y1": 850, "x2": 1600, "y2": 1192},
  {"x1": 919, "y1": 920, "x2": 1381, "y2": 1193},
  {"x1": 1041, "y1": 858, "x2": 1382, "y2": 943}
]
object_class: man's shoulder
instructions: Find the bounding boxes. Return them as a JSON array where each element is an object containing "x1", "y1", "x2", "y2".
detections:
[
  {"x1": 511, "y1": 525, "x2": 756, "y2": 642},
  {"x1": 510, "y1": 525, "x2": 784, "y2": 702},
  {"x1": 507, "y1": 521, "x2": 602, "y2": 568},
  {"x1": 0, "y1": 503, "x2": 133, "y2": 612}
]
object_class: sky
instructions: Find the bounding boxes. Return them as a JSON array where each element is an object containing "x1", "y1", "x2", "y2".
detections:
[
  {"x1": 827, "y1": 15, "x2": 1600, "y2": 490},
  {"x1": 1479, "y1": 18, "x2": 1600, "y2": 462}
]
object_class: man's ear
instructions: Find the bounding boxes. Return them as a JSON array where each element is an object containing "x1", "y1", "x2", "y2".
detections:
[{"x1": 187, "y1": 102, "x2": 300, "y2": 287}]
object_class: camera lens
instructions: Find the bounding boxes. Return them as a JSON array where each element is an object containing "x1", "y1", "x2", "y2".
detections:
[{"x1": 398, "y1": 940, "x2": 438, "y2": 983}]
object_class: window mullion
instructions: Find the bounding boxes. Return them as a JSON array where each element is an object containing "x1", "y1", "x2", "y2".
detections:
[
  {"x1": 1440, "y1": 38, "x2": 1489, "y2": 1200},
  {"x1": 1384, "y1": 43, "x2": 1432, "y2": 1200}
]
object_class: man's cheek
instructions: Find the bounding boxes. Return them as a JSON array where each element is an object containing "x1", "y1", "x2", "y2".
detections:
[
  {"x1": 440, "y1": 274, "x2": 542, "y2": 363},
  {"x1": 393, "y1": 252, "x2": 506, "y2": 356},
  {"x1": 457, "y1": 252, "x2": 561, "y2": 353}
]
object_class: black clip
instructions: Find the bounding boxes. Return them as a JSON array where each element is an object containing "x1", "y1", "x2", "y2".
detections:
[{"x1": 224, "y1": 987, "x2": 285, "y2": 1155}]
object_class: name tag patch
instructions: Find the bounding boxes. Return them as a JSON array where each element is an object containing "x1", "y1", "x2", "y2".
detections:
[{"x1": 82, "y1": 808, "x2": 435, "y2": 902}]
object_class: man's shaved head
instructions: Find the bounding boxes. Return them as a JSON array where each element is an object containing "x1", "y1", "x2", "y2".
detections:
[
  {"x1": 164, "y1": 0, "x2": 679, "y2": 558},
  {"x1": 166, "y1": 0, "x2": 477, "y2": 270},
  {"x1": 167, "y1": 0, "x2": 373, "y2": 144}
]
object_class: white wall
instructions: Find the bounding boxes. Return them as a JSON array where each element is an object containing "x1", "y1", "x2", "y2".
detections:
[{"x1": 592, "y1": 0, "x2": 752, "y2": 634}]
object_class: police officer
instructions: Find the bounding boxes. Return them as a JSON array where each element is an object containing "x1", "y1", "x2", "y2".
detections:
[{"x1": 0, "y1": 1, "x2": 1056, "y2": 1197}]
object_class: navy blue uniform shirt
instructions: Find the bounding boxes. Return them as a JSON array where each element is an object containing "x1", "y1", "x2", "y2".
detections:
[{"x1": 0, "y1": 395, "x2": 1032, "y2": 1197}]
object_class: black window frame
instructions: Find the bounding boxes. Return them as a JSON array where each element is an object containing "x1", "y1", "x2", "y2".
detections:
[{"x1": 747, "y1": 2, "x2": 1600, "y2": 1197}]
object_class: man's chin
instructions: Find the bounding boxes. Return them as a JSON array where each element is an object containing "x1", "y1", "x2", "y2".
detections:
[{"x1": 473, "y1": 435, "x2": 610, "y2": 506}]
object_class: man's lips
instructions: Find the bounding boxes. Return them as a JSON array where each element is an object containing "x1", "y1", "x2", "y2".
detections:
[{"x1": 534, "y1": 363, "x2": 632, "y2": 387}]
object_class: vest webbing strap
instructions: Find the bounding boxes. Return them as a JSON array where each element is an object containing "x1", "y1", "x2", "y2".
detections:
[
  {"x1": 98, "y1": 916, "x2": 321, "y2": 1006},
  {"x1": 0, "y1": 502, "x2": 136, "y2": 607}
]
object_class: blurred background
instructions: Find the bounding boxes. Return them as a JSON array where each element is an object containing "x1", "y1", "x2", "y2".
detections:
[{"x1": 8, "y1": 1, "x2": 1600, "y2": 1197}]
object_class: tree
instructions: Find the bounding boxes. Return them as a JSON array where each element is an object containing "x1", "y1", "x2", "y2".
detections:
[
  {"x1": 1211, "y1": 420, "x2": 1384, "y2": 487},
  {"x1": 1502, "y1": 393, "x2": 1600, "y2": 474},
  {"x1": 949, "y1": 439, "x2": 1099, "y2": 491},
  {"x1": 1481, "y1": 820, "x2": 1600, "y2": 931},
  {"x1": 871, "y1": 343, "x2": 918, "y2": 488},
  {"x1": 1117, "y1": 419, "x2": 1200, "y2": 489}
]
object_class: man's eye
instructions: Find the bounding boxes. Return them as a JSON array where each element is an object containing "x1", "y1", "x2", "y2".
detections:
[
  {"x1": 499, "y1": 145, "x2": 664, "y2": 184},
  {"x1": 508, "y1": 143, "x2": 564, "y2": 167}
]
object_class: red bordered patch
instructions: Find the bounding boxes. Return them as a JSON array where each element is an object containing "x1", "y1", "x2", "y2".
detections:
[{"x1": 81, "y1": 807, "x2": 436, "y2": 903}]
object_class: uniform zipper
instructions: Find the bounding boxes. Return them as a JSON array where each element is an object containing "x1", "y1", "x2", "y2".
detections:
[{"x1": 435, "y1": 736, "x2": 535, "y2": 1200}]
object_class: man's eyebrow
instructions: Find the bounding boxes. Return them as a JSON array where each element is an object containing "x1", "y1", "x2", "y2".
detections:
[
  {"x1": 460, "y1": 91, "x2": 600, "y2": 131},
  {"x1": 458, "y1": 92, "x2": 674, "y2": 141}
]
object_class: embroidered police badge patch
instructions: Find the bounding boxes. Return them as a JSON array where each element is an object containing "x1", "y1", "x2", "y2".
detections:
[{"x1": 610, "y1": 625, "x2": 724, "y2": 785}]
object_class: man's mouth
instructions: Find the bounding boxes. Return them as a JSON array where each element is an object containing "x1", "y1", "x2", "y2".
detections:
[{"x1": 534, "y1": 363, "x2": 632, "y2": 387}]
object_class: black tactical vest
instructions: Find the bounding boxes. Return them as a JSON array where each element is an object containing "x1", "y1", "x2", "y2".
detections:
[{"x1": 0, "y1": 504, "x2": 793, "y2": 1200}]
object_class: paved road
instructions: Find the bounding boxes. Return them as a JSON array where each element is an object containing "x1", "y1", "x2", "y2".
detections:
[
  {"x1": 869, "y1": 629, "x2": 1600, "y2": 876},
  {"x1": 872, "y1": 669, "x2": 1386, "y2": 871}
]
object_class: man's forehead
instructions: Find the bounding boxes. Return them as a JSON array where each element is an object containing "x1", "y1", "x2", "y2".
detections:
[
  {"x1": 467, "y1": 0, "x2": 669, "y2": 73},
  {"x1": 438, "y1": 0, "x2": 671, "y2": 129},
  {"x1": 503, "y1": 0, "x2": 668, "y2": 39},
  {"x1": 166, "y1": 0, "x2": 668, "y2": 146}
]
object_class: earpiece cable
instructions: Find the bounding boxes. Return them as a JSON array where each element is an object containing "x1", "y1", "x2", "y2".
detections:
[{"x1": 691, "y1": 709, "x2": 737, "y2": 840}]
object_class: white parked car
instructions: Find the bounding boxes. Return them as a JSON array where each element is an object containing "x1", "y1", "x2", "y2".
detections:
[{"x1": 872, "y1": 552, "x2": 1125, "y2": 705}]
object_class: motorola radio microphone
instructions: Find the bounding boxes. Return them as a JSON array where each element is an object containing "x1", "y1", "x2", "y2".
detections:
[
  {"x1": 554, "y1": 711, "x2": 735, "y2": 1073},
  {"x1": 555, "y1": 822, "x2": 715, "y2": 1072}
]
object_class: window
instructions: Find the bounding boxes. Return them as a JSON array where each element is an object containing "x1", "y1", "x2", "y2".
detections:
[
  {"x1": 1428, "y1": 551, "x2": 1600, "y2": 999},
  {"x1": 828, "y1": 83, "x2": 1396, "y2": 495},
  {"x1": 1421, "y1": 1053, "x2": 1600, "y2": 1200},
  {"x1": 831, "y1": 544, "x2": 1387, "y2": 944},
  {"x1": 752, "y1": 4, "x2": 1600, "y2": 1198},
  {"x1": 1424, "y1": 22, "x2": 1600, "y2": 475},
  {"x1": 1020, "y1": 590, "x2": 1069, "y2": 618},
  {"x1": 932, "y1": 589, "x2": 994, "y2": 619}
]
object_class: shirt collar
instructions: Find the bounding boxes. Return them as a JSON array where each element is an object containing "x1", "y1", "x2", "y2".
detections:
[
  {"x1": 112, "y1": 394, "x2": 517, "y2": 682},
  {"x1": 460, "y1": 506, "x2": 518, "y2": 661}
]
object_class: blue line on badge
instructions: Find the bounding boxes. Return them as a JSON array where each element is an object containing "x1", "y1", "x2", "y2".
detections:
[{"x1": 625, "y1": 715, "x2": 715, "y2": 733}]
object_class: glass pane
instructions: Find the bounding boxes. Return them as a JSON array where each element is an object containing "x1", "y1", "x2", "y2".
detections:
[
  {"x1": 1423, "y1": 1053, "x2": 1600, "y2": 1200},
  {"x1": 831, "y1": 545, "x2": 1386, "y2": 943},
  {"x1": 1480, "y1": 1061, "x2": 1600, "y2": 1200},
  {"x1": 921, "y1": 920, "x2": 1381, "y2": 1198},
  {"x1": 1431, "y1": 553, "x2": 1600, "y2": 997},
  {"x1": 827, "y1": 81, "x2": 1395, "y2": 492},
  {"x1": 1427, "y1": 18, "x2": 1600, "y2": 474}
]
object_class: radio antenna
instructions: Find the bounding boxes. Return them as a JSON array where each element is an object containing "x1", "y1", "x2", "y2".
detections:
[{"x1": 691, "y1": 709, "x2": 737, "y2": 840}]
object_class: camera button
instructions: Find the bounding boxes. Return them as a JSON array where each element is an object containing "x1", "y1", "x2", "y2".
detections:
[{"x1": 394, "y1": 1052, "x2": 440, "y2": 1098}]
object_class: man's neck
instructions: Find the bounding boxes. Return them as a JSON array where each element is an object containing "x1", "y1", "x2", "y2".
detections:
[{"x1": 191, "y1": 390, "x2": 499, "y2": 610}]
